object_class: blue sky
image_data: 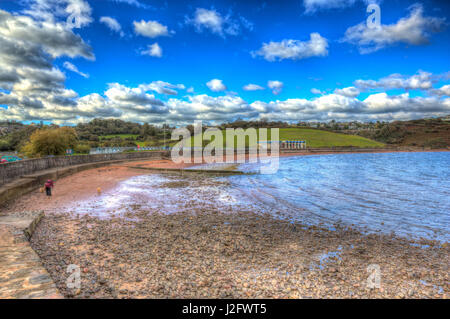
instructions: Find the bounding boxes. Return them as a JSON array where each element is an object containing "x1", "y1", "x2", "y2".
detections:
[{"x1": 0, "y1": 0, "x2": 449, "y2": 125}]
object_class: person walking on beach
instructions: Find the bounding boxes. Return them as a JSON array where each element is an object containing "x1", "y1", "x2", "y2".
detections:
[{"x1": 44, "y1": 179, "x2": 54, "y2": 199}]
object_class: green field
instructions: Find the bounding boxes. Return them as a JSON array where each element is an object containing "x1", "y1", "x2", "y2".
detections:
[
  {"x1": 99, "y1": 128, "x2": 384, "y2": 148},
  {"x1": 100, "y1": 134, "x2": 139, "y2": 140},
  {"x1": 185, "y1": 128, "x2": 384, "y2": 148},
  {"x1": 99, "y1": 134, "x2": 178, "y2": 147},
  {"x1": 276, "y1": 128, "x2": 385, "y2": 148}
]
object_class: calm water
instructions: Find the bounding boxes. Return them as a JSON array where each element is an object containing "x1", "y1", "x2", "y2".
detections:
[
  {"x1": 73, "y1": 152, "x2": 449, "y2": 242},
  {"x1": 232, "y1": 152, "x2": 450, "y2": 242}
]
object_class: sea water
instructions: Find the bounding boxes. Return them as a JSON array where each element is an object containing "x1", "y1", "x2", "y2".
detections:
[
  {"x1": 72, "y1": 152, "x2": 449, "y2": 242},
  {"x1": 232, "y1": 152, "x2": 450, "y2": 242}
]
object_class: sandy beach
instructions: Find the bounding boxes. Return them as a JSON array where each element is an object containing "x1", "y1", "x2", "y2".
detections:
[
  {"x1": 3, "y1": 152, "x2": 449, "y2": 299},
  {"x1": 1, "y1": 159, "x2": 194, "y2": 215}
]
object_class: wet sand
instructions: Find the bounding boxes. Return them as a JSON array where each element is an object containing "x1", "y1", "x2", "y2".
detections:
[
  {"x1": 3, "y1": 154, "x2": 450, "y2": 298},
  {"x1": 1, "y1": 160, "x2": 193, "y2": 215}
]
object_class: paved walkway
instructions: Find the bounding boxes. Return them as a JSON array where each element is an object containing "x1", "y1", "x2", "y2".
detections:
[{"x1": 0, "y1": 211, "x2": 62, "y2": 298}]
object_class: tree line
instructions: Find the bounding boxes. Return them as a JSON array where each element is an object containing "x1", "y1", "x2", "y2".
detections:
[{"x1": 1, "y1": 116, "x2": 447, "y2": 157}]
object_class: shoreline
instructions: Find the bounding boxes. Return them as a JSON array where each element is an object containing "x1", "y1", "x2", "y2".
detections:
[
  {"x1": 2, "y1": 149, "x2": 449, "y2": 215},
  {"x1": 0, "y1": 159, "x2": 195, "y2": 215},
  {"x1": 279, "y1": 148, "x2": 450, "y2": 157},
  {"x1": 2, "y1": 150, "x2": 449, "y2": 299},
  {"x1": 161, "y1": 148, "x2": 450, "y2": 166}
]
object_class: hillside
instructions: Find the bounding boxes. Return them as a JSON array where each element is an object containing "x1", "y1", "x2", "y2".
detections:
[
  {"x1": 355, "y1": 117, "x2": 450, "y2": 148},
  {"x1": 6, "y1": 116, "x2": 449, "y2": 154},
  {"x1": 277, "y1": 128, "x2": 384, "y2": 148},
  {"x1": 187, "y1": 128, "x2": 385, "y2": 148}
]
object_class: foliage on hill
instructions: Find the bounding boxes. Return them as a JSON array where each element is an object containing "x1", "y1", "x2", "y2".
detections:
[
  {"x1": 21, "y1": 127, "x2": 78, "y2": 157},
  {"x1": 356, "y1": 117, "x2": 450, "y2": 148},
  {"x1": 1, "y1": 116, "x2": 448, "y2": 155},
  {"x1": 75, "y1": 118, "x2": 173, "y2": 147},
  {"x1": 218, "y1": 119, "x2": 292, "y2": 129},
  {"x1": 0, "y1": 123, "x2": 39, "y2": 152},
  {"x1": 75, "y1": 118, "x2": 141, "y2": 138},
  {"x1": 0, "y1": 121, "x2": 26, "y2": 136}
]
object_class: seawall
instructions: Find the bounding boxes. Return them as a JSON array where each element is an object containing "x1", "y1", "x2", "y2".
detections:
[{"x1": 0, "y1": 151, "x2": 169, "y2": 209}]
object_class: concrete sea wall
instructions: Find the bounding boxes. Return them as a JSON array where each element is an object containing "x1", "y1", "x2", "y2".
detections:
[
  {"x1": 0, "y1": 151, "x2": 169, "y2": 187},
  {"x1": 0, "y1": 151, "x2": 169, "y2": 208}
]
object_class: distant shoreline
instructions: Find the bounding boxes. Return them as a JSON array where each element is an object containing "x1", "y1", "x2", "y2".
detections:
[
  {"x1": 168, "y1": 147, "x2": 450, "y2": 164},
  {"x1": 2, "y1": 148, "x2": 448, "y2": 215},
  {"x1": 278, "y1": 147, "x2": 450, "y2": 158}
]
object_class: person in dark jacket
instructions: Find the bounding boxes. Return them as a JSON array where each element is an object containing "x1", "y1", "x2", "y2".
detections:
[{"x1": 44, "y1": 179, "x2": 54, "y2": 198}]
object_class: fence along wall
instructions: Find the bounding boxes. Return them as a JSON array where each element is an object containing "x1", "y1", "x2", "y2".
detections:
[{"x1": 0, "y1": 151, "x2": 169, "y2": 187}]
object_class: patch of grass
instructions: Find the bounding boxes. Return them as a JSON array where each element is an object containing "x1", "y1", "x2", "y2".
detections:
[
  {"x1": 137, "y1": 139, "x2": 178, "y2": 147},
  {"x1": 100, "y1": 134, "x2": 139, "y2": 140},
  {"x1": 98, "y1": 128, "x2": 384, "y2": 149},
  {"x1": 277, "y1": 128, "x2": 385, "y2": 148}
]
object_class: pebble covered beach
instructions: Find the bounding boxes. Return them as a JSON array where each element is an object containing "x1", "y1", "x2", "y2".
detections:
[{"x1": 31, "y1": 207, "x2": 448, "y2": 299}]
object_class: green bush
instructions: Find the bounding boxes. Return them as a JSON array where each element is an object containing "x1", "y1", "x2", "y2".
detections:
[
  {"x1": 21, "y1": 127, "x2": 78, "y2": 157},
  {"x1": 74, "y1": 144, "x2": 91, "y2": 154},
  {"x1": 0, "y1": 139, "x2": 11, "y2": 151}
]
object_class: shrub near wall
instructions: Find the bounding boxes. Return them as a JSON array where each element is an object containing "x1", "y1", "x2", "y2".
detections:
[{"x1": 0, "y1": 151, "x2": 168, "y2": 187}]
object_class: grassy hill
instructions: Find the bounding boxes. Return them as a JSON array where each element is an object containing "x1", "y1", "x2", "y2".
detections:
[
  {"x1": 186, "y1": 128, "x2": 384, "y2": 148},
  {"x1": 277, "y1": 128, "x2": 384, "y2": 148}
]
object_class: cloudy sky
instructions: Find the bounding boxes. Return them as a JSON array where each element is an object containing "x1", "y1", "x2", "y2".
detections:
[{"x1": 0, "y1": 0, "x2": 449, "y2": 125}]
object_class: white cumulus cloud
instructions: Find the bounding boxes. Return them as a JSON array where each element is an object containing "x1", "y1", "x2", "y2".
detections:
[
  {"x1": 311, "y1": 88, "x2": 324, "y2": 95},
  {"x1": 431, "y1": 84, "x2": 450, "y2": 96},
  {"x1": 334, "y1": 86, "x2": 360, "y2": 97},
  {"x1": 100, "y1": 16, "x2": 124, "y2": 37},
  {"x1": 303, "y1": 0, "x2": 359, "y2": 14},
  {"x1": 243, "y1": 84, "x2": 265, "y2": 91},
  {"x1": 355, "y1": 71, "x2": 435, "y2": 91},
  {"x1": 141, "y1": 43, "x2": 163, "y2": 58},
  {"x1": 1, "y1": 5, "x2": 449, "y2": 125},
  {"x1": 23, "y1": 0, "x2": 93, "y2": 29},
  {"x1": 206, "y1": 79, "x2": 227, "y2": 92},
  {"x1": 63, "y1": 61, "x2": 89, "y2": 78},
  {"x1": 0, "y1": 9, "x2": 94, "y2": 120},
  {"x1": 342, "y1": 4, "x2": 446, "y2": 54},
  {"x1": 253, "y1": 33, "x2": 328, "y2": 62},
  {"x1": 109, "y1": 0, "x2": 151, "y2": 9},
  {"x1": 267, "y1": 81, "x2": 284, "y2": 95},
  {"x1": 186, "y1": 8, "x2": 252, "y2": 37},
  {"x1": 268, "y1": 80, "x2": 284, "y2": 95},
  {"x1": 139, "y1": 81, "x2": 185, "y2": 95},
  {"x1": 133, "y1": 20, "x2": 172, "y2": 38}
]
